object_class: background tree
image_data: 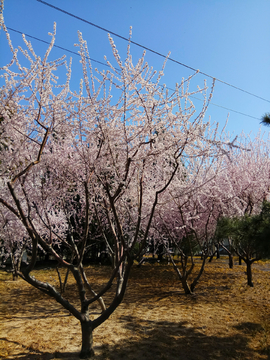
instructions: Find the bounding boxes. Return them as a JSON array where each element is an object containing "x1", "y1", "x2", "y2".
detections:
[
  {"x1": 215, "y1": 201, "x2": 270, "y2": 287},
  {"x1": 155, "y1": 133, "x2": 270, "y2": 294},
  {"x1": 261, "y1": 113, "x2": 270, "y2": 126},
  {"x1": 0, "y1": 210, "x2": 30, "y2": 280},
  {"x1": 152, "y1": 154, "x2": 226, "y2": 294},
  {"x1": 212, "y1": 133, "x2": 270, "y2": 268}
]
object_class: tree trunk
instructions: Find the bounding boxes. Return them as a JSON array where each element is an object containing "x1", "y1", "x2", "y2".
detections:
[
  {"x1": 208, "y1": 250, "x2": 217, "y2": 263},
  {"x1": 239, "y1": 256, "x2": 242, "y2": 265},
  {"x1": 10, "y1": 255, "x2": 18, "y2": 281},
  {"x1": 181, "y1": 276, "x2": 193, "y2": 295},
  {"x1": 80, "y1": 320, "x2": 94, "y2": 359},
  {"x1": 190, "y1": 255, "x2": 207, "y2": 293},
  {"x1": 228, "y1": 254, "x2": 234, "y2": 269},
  {"x1": 246, "y1": 260, "x2": 253, "y2": 287},
  {"x1": 12, "y1": 271, "x2": 18, "y2": 281}
]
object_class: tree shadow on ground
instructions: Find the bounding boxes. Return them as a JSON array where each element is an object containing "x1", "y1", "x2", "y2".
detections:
[
  {"x1": 0, "y1": 338, "x2": 79, "y2": 360},
  {"x1": 1, "y1": 318, "x2": 266, "y2": 360},
  {"x1": 93, "y1": 316, "x2": 261, "y2": 360},
  {"x1": 233, "y1": 322, "x2": 270, "y2": 358}
]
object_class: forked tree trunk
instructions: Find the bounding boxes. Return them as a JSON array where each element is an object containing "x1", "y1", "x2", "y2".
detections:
[
  {"x1": 190, "y1": 255, "x2": 207, "y2": 293},
  {"x1": 181, "y1": 276, "x2": 193, "y2": 295},
  {"x1": 80, "y1": 320, "x2": 94, "y2": 358},
  {"x1": 169, "y1": 254, "x2": 193, "y2": 295}
]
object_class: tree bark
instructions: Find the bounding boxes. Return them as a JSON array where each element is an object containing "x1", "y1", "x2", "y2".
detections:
[
  {"x1": 11, "y1": 255, "x2": 18, "y2": 281},
  {"x1": 169, "y1": 254, "x2": 193, "y2": 294},
  {"x1": 181, "y1": 276, "x2": 193, "y2": 295},
  {"x1": 190, "y1": 255, "x2": 207, "y2": 292},
  {"x1": 80, "y1": 320, "x2": 94, "y2": 359},
  {"x1": 208, "y1": 249, "x2": 217, "y2": 263},
  {"x1": 246, "y1": 260, "x2": 253, "y2": 287},
  {"x1": 12, "y1": 271, "x2": 18, "y2": 281},
  {"x1": 228, "y1": 253, "x2": 233, "y2": 269}
]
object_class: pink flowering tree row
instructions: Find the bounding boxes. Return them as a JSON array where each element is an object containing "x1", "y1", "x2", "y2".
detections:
[{"x1": 153, "y1": 133, "x2": 270, "y2": 293}]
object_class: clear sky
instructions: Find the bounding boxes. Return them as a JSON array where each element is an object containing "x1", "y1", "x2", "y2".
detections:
[{"x1": 1, "y1": 0, "x2": 270, "y2": 140}]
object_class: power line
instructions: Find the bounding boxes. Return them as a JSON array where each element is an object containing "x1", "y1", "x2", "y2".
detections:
[
  {"x1": 6, "y1": 27, "x2": 111, "y2": 68},
  {"x1": 36, "y1": 0, "x2": 270, "y2": 105},
  {"x1": 5, "y1": 27, "x2": 261, "y2": 121},
  {"x1": 197, "y1": 100, "x2": 260, "y2": 120}
]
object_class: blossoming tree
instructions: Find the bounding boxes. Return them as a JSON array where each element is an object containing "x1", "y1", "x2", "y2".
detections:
[
  {"x1": 0, "y1": 22, "x2": 229, "y2": 357},
  {"x1": 153, "y1": 132, "x2": 270, "y2": 293},
  {"x1": 152, "y1": 154, "x2": 225, "y2": 294},
  {"x1": 213, "y1": 134, "x2": 270, "y2": 285}
]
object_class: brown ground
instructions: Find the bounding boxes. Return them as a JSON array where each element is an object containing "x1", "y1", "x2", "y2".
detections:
[{"x1": 0, "y1": 257, "x2": 270, "y2": 360}]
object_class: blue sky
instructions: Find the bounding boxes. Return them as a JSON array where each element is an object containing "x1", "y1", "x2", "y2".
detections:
[{"x1": 1, "y1": 0, "x2": 270, "y2": 139}]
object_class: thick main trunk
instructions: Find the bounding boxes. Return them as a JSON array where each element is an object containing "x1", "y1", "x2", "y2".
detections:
[
  {"x1": 80, "y1": 320, "x2": 94, "y2": 359},
  {"x1": 246, "y1": 261, "x2": 253, "y2": 287},
  {"x1": 228, "y1": 254, "x2": 234, "y2": 269}
]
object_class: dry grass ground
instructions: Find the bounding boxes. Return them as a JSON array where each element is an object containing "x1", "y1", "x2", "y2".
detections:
[{"x1": 0, "y1": 257, "x2": 270, "y2": 360}]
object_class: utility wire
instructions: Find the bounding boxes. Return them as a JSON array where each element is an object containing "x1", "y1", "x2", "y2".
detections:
[
  {"x1": 36, "y1": 0, "x2": 270, "y2": 105},
  {"x1": 6, "y1": 27, "x2": 110, "y2": 68},
  {"x1": 192, "y1": 98, "x2": 260, "y2": 120},
  {"x1": 5, "y1": 27, "x2": 261, "y2": 121}
]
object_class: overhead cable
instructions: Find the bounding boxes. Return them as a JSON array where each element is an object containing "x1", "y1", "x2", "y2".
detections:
[
  {"x1": 6, "y1": 27, "x2": 110, "y2": 68},
  {"x1": 4, "y1": 27, "x2": 261, "y2": 121},
  {"x1": 36, "y1": 0, "x2": 270, "y2": 105}
]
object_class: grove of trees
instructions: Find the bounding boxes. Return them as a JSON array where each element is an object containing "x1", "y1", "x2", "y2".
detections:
[{"x1": 1, "y1": 23, "x2": 270, "y2": 358}]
